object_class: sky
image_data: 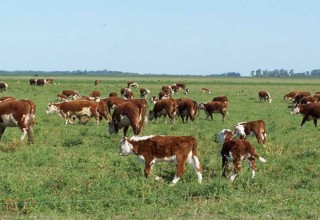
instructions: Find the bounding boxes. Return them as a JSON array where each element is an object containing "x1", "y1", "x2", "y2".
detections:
[{"x1": 1, "y1": 0, "x2": 319, "y2": 76}]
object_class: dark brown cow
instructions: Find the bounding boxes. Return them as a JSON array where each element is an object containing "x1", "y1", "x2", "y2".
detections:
[
  {"x1": 201, "y1": 88, "x2": 211, "y2": 93},
  {"x1": 198, "y1": 101, "x2": 228, "y2": 122},
  {"x1": 0, "y1": 82, "x2": 8, "y2": 92},
  {"x1": 109, "y1": 92, "x2": 118, "y2": 97},
  {"x1": 218, "y1": 129, "x2": 266, "y2": 182},
  {"x1": 291, "y1": 103, "x2": 320, "y2": 127},
  {"x1": 62, "y1": 90, "x2": 81, "y2": 100},
  {"x1": 283, "y1": 91, "x2": 302, "y2": 101},
  {"x1": 29, "y1": 79, "x2": 37, "y2": 85},
  {"x1": 127, "y1": 81, "x2": 139, "y2": 88},
  {"x1": 36, "y1": 79, "x2": 46, "y2": 86},
  {"x1": 148, "y1": 98, "x2": 177, "y2": 123},
  {"x1": 293, "y1": 91, "x2": 311, "y2": 104},
  {"x1": 299, "y1": 96, "x2": 318, "y2": 104},
  {"x1": 258, "y1": 91, "x2": 272, "y2": 103},
  {"x1": 46, "y1": 100, "x2": 110, "y2": 125},
  {"x1": 140, "y1": 88, "x2": 150, "y2": 98},
  {"x1": 89, "y1": 90, "x2": 101, "y2": 101},
  {"x1": 176, "y1": 98, "x2": 198, "y2": 123},
  {"x1": 234, "y1": 120, "x2": 267, "y2": 145},
  {"x1": 108, "y1": 101, "x2": 147, "y2": 136},
  {"x1": 158, "y1": 91, "x2": 171, "y2": 100},
  {"x1": 94, "y1": 80, "x2": 101, "y2": 86},
  {"x1": 119, "y1": 135, "x2": 202, "y2": 185},
  {"x1": 0, "y1": 99, "x2": 36, "y2": 144},
  {"x1": 212, "y1": 96, "x2": 228, "y2": 103}
]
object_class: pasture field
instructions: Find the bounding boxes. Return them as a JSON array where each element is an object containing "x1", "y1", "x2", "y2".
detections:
[{"x1": 0, "y1": 75, "x2": 320, "y2": 219}]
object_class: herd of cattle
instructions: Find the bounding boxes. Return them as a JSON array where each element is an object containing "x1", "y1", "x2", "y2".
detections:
[{"x1": 0, "y1": 79, "x2": 319, "y2": 184}]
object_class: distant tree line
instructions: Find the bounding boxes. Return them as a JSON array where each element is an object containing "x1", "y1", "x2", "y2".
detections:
[
  {"x1": 251, "y1": 69, "x2": 320, "y2": 77},
  {"x1": 208, "y1": 72, "x2": 241, "y2": 77}
]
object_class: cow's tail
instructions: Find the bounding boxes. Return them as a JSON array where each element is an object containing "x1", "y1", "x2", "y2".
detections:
[
  {"x1": 24, "y1": 99, "x2": 36, "y2": 144},
  {"x1": 191, "y1": 139, "x2": 202, "y2": 183}
]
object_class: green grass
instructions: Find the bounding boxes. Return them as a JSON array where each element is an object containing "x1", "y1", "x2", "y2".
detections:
[{"x1": 0, "y1": 76, "x2": 319, "y2": 219}]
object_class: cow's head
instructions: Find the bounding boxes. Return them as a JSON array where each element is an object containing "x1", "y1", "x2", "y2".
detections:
[
  {"x1": 119, "y1": 136, "x2": 133, "y2": 156},
  {"x1": 291, "y1": 104, "x2": 300, "y2": 115},
  {"x1": 198, "y1": 102, "x2": 206, "y2": 109},
  {"x1": 149, "y1": 96, "x2": 158, "y2": 104},
  {"x1": 217, "y1": 129, "x2": 233, "y2": 144},
  {"x1": 234, "y1": 124, "x2": 246, "y2": 139},
  {"x1": 46, "y1": 103, "x2": 59, "y2": 114}
]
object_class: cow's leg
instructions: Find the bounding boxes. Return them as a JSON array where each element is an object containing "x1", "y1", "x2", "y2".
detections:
[
  {"x1": 301, "y1": 117, "x2": 308, "y2": 126},
  {"x1": 255, "y1": 132, "x2": 262, "y2": 144},
  {"x1": 0, "y1": 127, "x2": 6, "y2": 140},
  {"x1": 221, "y1": 156, "x2": 229, "y2": 177},
  {"x1": 123, "y1": 126, "x2": 129, "y2": 137},
  {"x1": 144, "y1": 163, "x2": 152, "y2": 178},
  {"x1": 171, "y1": 161, "x2": 186, "y2": 185},
  {"x1": 187, "y1": 155, "x2": 202, "y2": 183},
  {"x1": 90, "y1": 109, "x2": 100, "y2": 125},
  {"x1": 230, "y1": 159, "x2": 241, "y2": 182},
  {"x1": 249, "y1": 159, "x2": 256, "y2": 178},
  {"x1": 313, "y1": 119, "x2": 317, "y2": 127}
]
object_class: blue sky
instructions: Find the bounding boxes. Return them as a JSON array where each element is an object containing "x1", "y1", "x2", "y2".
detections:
[{"x1": 1, "y1": 0, "x2": 319, "y2": 76}]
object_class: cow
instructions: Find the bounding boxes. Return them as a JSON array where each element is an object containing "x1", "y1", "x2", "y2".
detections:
[
  {"x1": 161, "y1": 85, "x2": 174, "y2": 95},
  {"x1": 108, "y1": 101, "x2": 147, "y2": 136},
  {"x1": 218, "y1": 129, "x2": 266, "y2": 182},
  {"x1": 283, "y1": 91, "x2": 302, "y2": 101},
  {"x1": 201, "y1": 88, "x2": 211, "y2": 93},
  {"x1": 158, "y1": 91, "x2": 171, "y2": 100},
  {"x1": 198, "y1": 101, "x2": 228, "y2": 122},
  {"x1": 46, "y1": 79, "x2": 55, "y2": 84},
  {"x1": 291, "y1": 103, "x2": 320, "y2": 127},
  {"x1": 101, "y1": 96, "x2": 126, "y2": 113},
  {"x1": 56, "y1": 94, "x2": 67, "y2": 102},
  {"x1": 175, "y1": 83, "x2": 186, "y2": 90},
  {"x1": 119, "y1": 135, "x2": 202, "y2": 185},
  {"x1": 149, "y1": 96, "x2": 159, "y2": 104},
  {"x1": 0, "y1": 99, "x2": 36, "y2": 144},
  {"x1": 46, "y1": 100, "x2": 110, "y2": 125},
  {"x1": 176, "y1": 98, "x2": 198, "y2": 123},
  {"x1": 258, "y1": 91, "x2": 272, "y2": 103},
  {"x1": 127, "y1": 81, "x2": 139, "y2": 88},
  {"x1": 171, "y1": 85, "x2": 180, "y2": 93},
  {"x1": 148, "y1": 98, "x2": 177, "y2": 124},
  {"x1": 120, "y1": 88, "x2": 131, "y2": 97},
  {"x1": 212, "y1": 96, "x2": 228, "y2": 103},
  {"x1": 29, "y1": 79, "x2": 37, "y2": 86},
  {"x1": 62, "y1": 90, "x2": 81, "y2": 100},
  {"x1": 0, "y1": 96, "x2": 16, "y2": 102},
  {"x1": 0, "y1": 82, "x2": 8, "y2": 92},
  {"x1": 299, "y1": 96, "x2": 318, "y2": 104},
  {"x1": 293, "y1": 92, "x2": 311, "y2": 104},
  {"x1": 109, "y1": 92, "x2": 118, "y2": 97},
  {"x1": 234, "y1": 120, "x2": 267, "y2": 145},
  {"x1": 140, "y1": 88, "x2": 150, "y2": 98},
  {"x1": 36, "y1": 79, "x2": 46, "y2": 86},
  {"x1": 183, "y1": 88, "x2": 190, "y2": 94},
  {"x1": 89, "y1": 90, "x2": 101, "y2": 101},
  {"x1": 94, "y1": 80, "x2": 101, "y2": 86},
  {"x1": 123, "y1": 90, "x2": 134, "y2": 100}
]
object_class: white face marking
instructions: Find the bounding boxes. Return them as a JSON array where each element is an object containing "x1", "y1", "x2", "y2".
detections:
[
  {"x1": 217, "y1": 129, "x2": 232, "y2": 144},
  {"x1": 119, "y1": 138, "x2": 133, "y2": 156},
  {"x1": 46, "y1": 104, "x2": 59, "y2": 114},
  {"x1": 234, "y1": 124, "x2": 246, "y2": 137},
  {"x1": 291, "y1": 106, "x2": 300, "y2": 115}
]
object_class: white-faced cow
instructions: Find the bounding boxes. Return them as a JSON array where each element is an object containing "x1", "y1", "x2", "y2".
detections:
[
  {"x1": 46, "y1": 100, "x2": 110, "y2": 125},
  {"x1": 120, "y1": 88, "x2": 131, "y2": 98},
  {"x1": 198, "y1": 101, "x2": 228, "y2": 122},
  {"x1": 258, "y1": 91, "x2": 272, "y2": 103},
  {"x1": 123, "y1": 90, "x2": 134, "y2": 100},
  {"x1": 175, "y1": 83, "x2": 186, "y2": 90},
  {"x1": 149, "y1": 96, "x2": 159, "y2": 104},
  {"x1": 161, "y1": 85, "x2": 174, "y2": 95},
  {"x1": 127, "y1": 81, "x2": 139, "y2": 88},
  {"x1": 140, "y1": 88, "x2": 150, "y2": 98},
  {"x1": 148, "y1": 98, "x2": 177, "y2": 123},
  {"x1": 176, "y1": 98, "x2": 198, "y2": 123},
  {"x1": 119, "y1": 135, "x2": 202, "y2": 185},
  {"x1": 283, "y1": 91, "x2": 302, "y2": 101},
  {"x1": 234, "y1": 120, "x2": 267, "y2": 145},
  {"x1": 218, "y1": 129, "x2": 266, "y2": 182},
  {"x1": 108, "y1": 101, "x2": 147, "y2": 136},
  {"x1": 62, "y1": 90, "x2": 81, "y2": 100},
  {"x1": 291, "y1": 103, "x2": 320, "y2": 127},
  {"x1": 201, "y1": 88, "x2": 211, "y2": 93},
  {"x1": 0, "y1": 82, "x2": 8, "y2": 92},
  {"x1": 158, "y1": 91, "x2": 171, "y2": 100},
  {"x1": 0, "y1": 99, "x2": 36, "y2": 144}
]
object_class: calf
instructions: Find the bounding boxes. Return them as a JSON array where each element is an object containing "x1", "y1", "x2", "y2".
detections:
[
  {"x1": 140, "y1": 88, "x2": 150, "y2": 98},
  {"x1": 176, "y1": 98, "x2": 198, "y2": 123},
  {"x1": 62, "y1": 90, "x2": 81, "y2": 100},
  {"x1": 0, "y1": 99, "x2": 36, "y2": 144},
  {"x1": 119, "y1": 135, "x2": 202, "y2": 185},
  {"x1": 108, "y1": 101, "x2": 147, "y2": 136},
  {"x1": 218, "y1": 129, "x2": 266, "y2": 182},
  {"x1": 201, "y1": 88, "x2": 211, "y2": 93},
  {"x1": 234, "y1": 120, "x2": 267, "y2": 145},
  {"x1": 291, "y1": 103, "x2": 320, "y2": 127},
  {"x1": 0, "y1": 82, "x2": 8, "y2": 92},
  {"x1": 148, "y1": 98, "x2": 177, "y2": 123},
  {"x1": 198, "y1": 101, "x2": 228, "y2": 122},
  {"x1": 258, "y1": 91, "x2": 272, "y2": 103}
]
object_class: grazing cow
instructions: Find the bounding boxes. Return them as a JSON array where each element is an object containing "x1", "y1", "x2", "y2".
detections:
[
  {"x1": 291, "y1": 103, "x2": 320, "y2": 127},
  {"x1": 62, "y1": 90, "x2": 81, "y2": 100},
  {"x1": 148, "y1": 98, "x2": 177, "y2": 123},
  {"x1": 198, "y1": 101, "x2": 228, "y2": 122},
  {"x1": 293, "y1": 92, "x2": 311, "y2": 104},
  {"x1": 0, "y1": 82, "x2": 8, "y2": 92},
  {"x1": 183, "y1": 88, "x2": 190, "y2": 94},
  {"x1": 212, "y1": 96, "x2": 228, "y2": 103},
  {"x1": 36, "y1": 79, "x2": 46, "y2": 86},
  {"x1": 201, "y1": 88, "x2": 211, "y2": 93},
  {"x1": 46, "y1": 78, "x2": 54, "y2": 84},
  {"x1": 140, "y1": 88, "x2": 150, "y2": 98},
  {"x1": 56, "y1": 94, "x2": 67, "y2": 102},
  {"x1": 0, "y1": 96, "x2": 15, "y2": 102},
  {"x1": 159, "y1": 91, "x2": 171, "y2": 100},
  {"x1": 258, "y1": 91, "x2": 272, "y2": 103},
  {"x1": 109, "y1": 92, "x2": 118, "y2": 97},
  {"x1": 101, "y1": 96, "x2": 126, "y2": 112},
  {"x1": 94, "y1": 80, "x2": 101, "y2": 86},
  {"x1": 46, "y1": 100, "x2": 110, "y2": 125},
  {"x1": 218, "y1": 129, "x2": 266, "y2": 182},
  {"x1": 175, "y1": 83, "x2": 186, "y2": 90},
  {"x1": 176, "y1": 98, "x2": 198, "y2": 123},
  {"x1": 119, "y1": 135, "x2": 202, "y2": 185},
  {"x1": 108, "y1": 101, "x2": 147, "y2": 136},
  {"x1": 29, "y1": 79, "x2": 37, "y2": 86},
  {"x1": 0, "y1": 99, "x2": 36, "y2": 144},
  {"x1": 127, "y1": 81, "x2": 139, "y2": 88},
  {"x1": 123, "y1": 90, "x2": 134, "y2": 100},
  {"x1": 234, "y1": 120, "x2": 267, "y2": 145},
  {"x1": 149, "y1": 96, "x2": 159, "y2": 104},
  {"x1": 283, "y1": 91, "x2": 302, "y2": 101},
  {"x1": 89, "y1": 90, "x2": 101, "y2": 101}
]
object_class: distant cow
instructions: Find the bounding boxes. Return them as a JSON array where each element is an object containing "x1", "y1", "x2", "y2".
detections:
[
  {"x1": 218, "y1": 129, "x2": 266, "y2": 182},
  {"x1": 127, "y1": 81, "x2": 139, "y2": 88},
  {"x1": 89, "y1": 90, "x2": 101, "y2": 101},
  {"x1": 283, "y1": 91, "x2": 302, "y2": 101},
  {"x1": 108, "y1": 101, "x2": 147, "y2": 136},
  {"x1": 0, "y1": 99, "x2": 36, "y2": 144},
  {"x1": 29, "y1": 79, "x2": 37, "y2": 86},
  {"x1": 148, "y1": 98, "x2": 177, "y2": 123},
  {"x1": 94, "y1": 80, "x2": 101, "y2": 86},
  {"x1": 212, "y1": 96, "x2": 228, "y2": 103},
  {"x1": 234, "y1": 120, "x2": 267, "y2": 145},
  {"x1": 159, "y1": 91, "x2": 171, "y2": 100},
  {"x1": 46, "y1": 78, "x2": 54, "y2": 84},
  {"x1": 201, "y1": 88, "x2": 211, "y2": 93},
  {"x1": 62, "y1": 90, "x2": 81, "y2": 100},
  {"x1": 56, "y1": 94, "x2": 67, "y2": 102},
  {"x1": 199, "y1": 101, "x2": 228, "y2": 122},
  {"x1": 46, "y1": 100, "x2": 110, "y2": 125},
  {"x1": 36, "y1": 79, "x2": 46, "y2": 86},
  {"x1": 140, "y1": 88, "x2": 150, "y2": 98},
  {"x1": 258, "y1": 91, "x2": 272, "y2": 103},
  {"x1": 176, "y1": 98, "x2": 198, "y2": 123},
  {"x1": 119, "y1": 135, "x2": 202, "y2": 185},
  {"x1": 161, "y1": 85, "x2": 174, "y2": 95},
  {"x1": 175, "y1": 83, "x2": 186, "y2": 90},
  {"x1": 293, "y1": 92, "x2": 311, "y2": 104},
  {"x1": 291, "y1": 103, "x2": 320, "y2": 127},
  {"x1": 123, "y1": 90, "x2": 134, "y2": 100},
  {"x1": 120, "y1": 88, "x2": 131, "y2": 97},
  {"x1": 0, "y1": 82, "x2": 8, "y2": 92}
]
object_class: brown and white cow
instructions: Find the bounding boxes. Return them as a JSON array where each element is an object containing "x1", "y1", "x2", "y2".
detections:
[
  {"x1": 123, "y1": 90, "x2": 134, "y2": 100},
  {"x1": 36, "y1": 79, "x2": 46, "y2": 86},
  {"x1": 161, "y1": 85, "x2": 174, "y2": 95},
  {"x1": 293, "y1": 91, "x2": 311, "y2": 104},
  {"x1": 198, "y1": 101, "x2": 228, "y2": 122},
  {"x1": 148, "y1": 98, "x2": 177, "y2": 123},
  {"x1": 120, "y1": 88, "x2": 131, "y2": 98},
  {"x1": 46, "y1": 100, "x2": 110, "y2": 125},
  {"x1": 176, "y1": 98, "x2": 198, "y2": 123},
  {"x1": 101, "y1": 96, "x2": 126, "y2": 113},
  {"x1": 234, "y1": 120, "x2": 267, "y2": 145},
  {"x1": 89, "y1": 90, "x2": 101, "y2": 101},
  {"x1": 0, "y1": 99, "x2": 36, "y2": 144},
  {"x1": 108, "y1": 101, "x2": 147, "y2": 136},
  {"x1": 119, "y1": 135, "x2": 202, "y2": 185},
  {"x1": 29, "y1": 79, "x2": 37, "y2": 86},
  {"x1": 158, "y1": 91, "x2": 171, "y2": 100},
  {"x1": 46, "y1": 78, "x2": 55, "y2": 84},
  {"x1": 62, "y1": 90, "x2": 81, "y2": 100},
  {"x1": 94, "y1": 80, "x2": 101, "y2": 86},
  {"x1": 127, "y1": 81, "x2": 139, "y2": 88},
  {"x1": 218, "y1": 129, "x2": 266, "y2": 182},
  {"x1": 291, "y1": 103, "x2": 320, "y2": 127},
  {"x1": 140, "y1": 88, "x2": 150, "y2": 98},
  {"x1": 149, "y1": 96, "x2": 159, "y2": 104},
  {"x1": 175, "y1": 83, "x2": 186, "y2": 90},
  {"x1": 0, "y1": 82, "x2": 8, "y2": 92},
  {"x1": 258, "y1": 91, "x2": 272, "y2": 103},
  {"x1": 283, "y1": 91, "x2": 302, "y2": 101},
  {"x1": 212, "y1": 96, "x2": 228, "y2": 103},
  {"x1": 201, "y1": 88, "x2": 211, "y2": 93},
  {"x1": 299, "y1": 96, "x2": 318, "y2": 104}
]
